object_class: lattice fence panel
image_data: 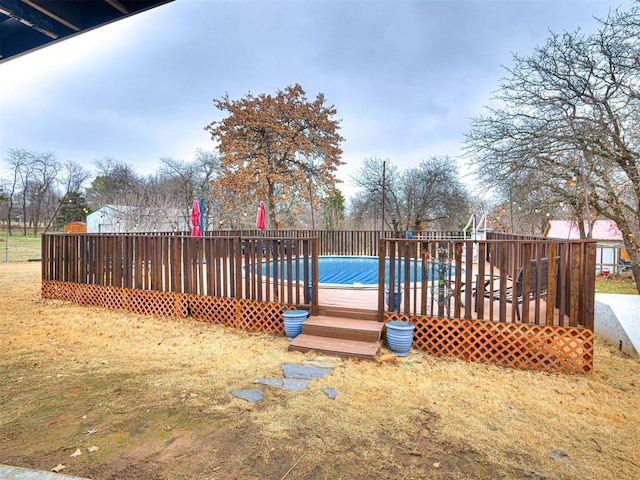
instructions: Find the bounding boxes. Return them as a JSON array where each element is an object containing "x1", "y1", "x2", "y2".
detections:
[
  {"x1": 237, "y1": 300, "x2": 292, "y2": 336},
  {"x1": 42, "y1": 281, "x2": 76, "y2": 302},
  {"x1": 42, "y1": 281, "x2": 295, "y2": 338},
  {"x1": 386, "y1": 313, "x2": 593, "y2": 374},
  {"x1": 183, "y1": 295, "x2": 238, "y2": 326},
  {"x1": 126, "y1": 290, "x2": 179, "y2": 318},
  {"x1": 70, "y1": 284, "x2": 94, "y2": 306},
  {"x1": 75, "y1": 284, "x2": 111, "y2": 308},
  {"x1": 101, "y1": 286, "x2": 127, "y2": 311}
]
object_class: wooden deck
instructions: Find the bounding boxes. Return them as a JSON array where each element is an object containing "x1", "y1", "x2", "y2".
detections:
[
  {"x1": 313, "y1": 259, "x2": 571, "y2": 327},
  {"x1": 314, "y1": 286, "x2": 565, "y2": 326}
]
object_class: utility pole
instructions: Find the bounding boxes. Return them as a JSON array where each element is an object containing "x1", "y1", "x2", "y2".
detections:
[{"x1": 381, "y1": 160, "x2": 386, "y2": 233}]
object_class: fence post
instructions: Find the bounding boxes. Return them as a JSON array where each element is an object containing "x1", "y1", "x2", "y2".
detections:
[
  {"x1": 310, "y1": 237, "x2": 319, "y2": 316},
  {"x1": 377, "y1": 239, "x2": 386, "y2": 321}
]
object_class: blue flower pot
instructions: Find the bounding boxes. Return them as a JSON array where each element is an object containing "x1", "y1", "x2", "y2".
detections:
[
  {"x1": 385, "y1": 287, "x2": 402, "y2": 310},
  {"x1": 283, "y1": 310, "x2": 309, "y2": 341},
  {"x1": 385, "y1": 320, "x2": 415, "y2": 356}
]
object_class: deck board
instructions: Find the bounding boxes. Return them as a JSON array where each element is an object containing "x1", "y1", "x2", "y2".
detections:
[
  {"x1": 302, "y1": 316, "x2": 383, "y2": 342},
  {"x1": 288, "y1": 334, "x2": 380, "y2": 359}
]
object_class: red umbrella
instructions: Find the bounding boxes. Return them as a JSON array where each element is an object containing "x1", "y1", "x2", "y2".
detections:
[
  {"x1": 256, "y1": 201, "x2": 266, "y2": 231},
  {"x1": 190, "y1": 199, "x2": 201, "y2": 237}
]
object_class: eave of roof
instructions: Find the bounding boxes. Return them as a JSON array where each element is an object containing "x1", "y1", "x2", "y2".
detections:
[{"x1": 0, "y1": 0, "x2": 174, "y2": 64}]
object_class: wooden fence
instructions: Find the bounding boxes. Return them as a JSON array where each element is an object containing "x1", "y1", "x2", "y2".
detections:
[
  {"x1": 42, "y1": 234, "x2": 319, "y2": 313},
  {"x1": 42, "y1": 230, "x2": 596, "y2": 328},
  {"x1": 210, "y1": 229, "x2": 396, "y2": 256},
  {"x1": 190, "y1": 229, "x2": 467, "y2": 256},
  {"x1": 379, "y1": 235, "x2": 596, "y2": 330},
  {"x1": 378, "y1": 235, "x2": 596, "y2": 374}
]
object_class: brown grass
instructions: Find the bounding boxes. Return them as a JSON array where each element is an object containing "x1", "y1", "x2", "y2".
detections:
[{"x1": 1, "y1": 262, "x2": 639, "y2": 479}]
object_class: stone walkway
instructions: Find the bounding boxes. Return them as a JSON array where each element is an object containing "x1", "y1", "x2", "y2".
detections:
[{"x1": 231, "y1": 357, "x2": 341, "y2": 403}]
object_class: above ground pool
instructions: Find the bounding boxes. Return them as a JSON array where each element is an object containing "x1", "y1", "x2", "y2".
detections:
[{"x1": 250, "y1": 255, "x2": 457, "y2": 288}]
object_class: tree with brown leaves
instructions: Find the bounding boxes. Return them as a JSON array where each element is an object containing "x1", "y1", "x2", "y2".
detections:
[{"x1": 205, "y1": 84, "x2": 344, "y2": 229}]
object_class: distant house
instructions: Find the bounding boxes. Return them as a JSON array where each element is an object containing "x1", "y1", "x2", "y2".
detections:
[
  {"x1": 86, "y1": 205, "x2": 189, "y2": 233},
  {"x1": 544, "y1": 219, "x2": 630, "y2": 273}
]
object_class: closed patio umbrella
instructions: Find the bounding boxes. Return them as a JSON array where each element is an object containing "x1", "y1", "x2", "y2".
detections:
[
  {"x1": 190, "y1": 199, "x2": 201, "y2": 237},
  {"x1": 256, "y1": 201, "x2": 266, "y2": 231},
  {"x1": 199, "y1": 198, "x2": 205, "y2": 234}
]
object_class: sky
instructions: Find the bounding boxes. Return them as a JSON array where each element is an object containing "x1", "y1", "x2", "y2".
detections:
[{"x1": 0, "y1": 0, "x2": 634, "y2": 200}]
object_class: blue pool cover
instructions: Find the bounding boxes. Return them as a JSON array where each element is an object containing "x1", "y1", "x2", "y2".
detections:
[{"x1": 252, "y1": 255, "x2": 456, "y2": 287}]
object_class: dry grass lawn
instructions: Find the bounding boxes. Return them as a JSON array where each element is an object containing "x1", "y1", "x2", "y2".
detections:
[{"x1": 1, "y1": 262, "x2": 639, "y2": 479}]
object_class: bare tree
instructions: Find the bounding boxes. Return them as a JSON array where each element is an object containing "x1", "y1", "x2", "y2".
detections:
[
  {"x1": 349, "y1": 157, "x2": 399, "y2": 230},
  {"x1": 159, "y1": 149, "x2": 220, "y2": 230},
  {"x1": 28, "y1": 151, "x2": 60, "y2": 235},
  {"x1": 85, "y1": 158, "x2": 142, "y2": 208},
  {"x1": 60, "y1": 160, "x2": 91, "y2": 196},
  {"x1": 350, "y1": 156, "x2": 469, "y2": 232},
  {"x1": 3, "y1": 148, "x2": 31, "y2": 235},
  {"x1": 465, "y1": 5, "x2": 640, "y2": 292}
]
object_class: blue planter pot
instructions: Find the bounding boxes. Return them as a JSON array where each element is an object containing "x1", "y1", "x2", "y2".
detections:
[
  {"x1": 385, "y1": 287, "x2": 402, "y2": 310},
  {"x1": 385, "y1": 320, "x2": 415, "y2": 356},
  {"x1": 283, "y1": 310, "x2": 309, "y2": 341}
]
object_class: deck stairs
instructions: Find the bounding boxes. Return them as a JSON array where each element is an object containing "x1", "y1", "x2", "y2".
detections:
[{"x1": 288, "y1": 315, "x2": 384, "y2": 360}]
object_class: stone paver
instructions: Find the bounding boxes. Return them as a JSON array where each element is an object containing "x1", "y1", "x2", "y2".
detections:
[
  {"x1": 254, "y1": 378, "x2": 311, "y2": 391},
  {"x1": 231, "y1": 389, "x2": 264, "y2": 402},
  {"x1": 321, "y1": 388, "x2": 337, "y2": 400},
  {"x1": 281, "y1": 363, "x2": 333, "y2": 379},
  {"x1": 303, "y1": 360, "x2": 341, "y2": 369}
]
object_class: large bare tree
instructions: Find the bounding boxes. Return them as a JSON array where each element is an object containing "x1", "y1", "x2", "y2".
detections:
[
  {"x1": 205, "y1": 84, "x2": 344, "y2": 229},
  {"x1": 465, "y1": 6, "x2": 640, "y2": 292}
]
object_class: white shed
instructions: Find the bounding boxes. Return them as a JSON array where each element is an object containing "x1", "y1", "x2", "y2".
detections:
[{"x1": 86, "y1": 205, "x2": 189, "y2": 233}]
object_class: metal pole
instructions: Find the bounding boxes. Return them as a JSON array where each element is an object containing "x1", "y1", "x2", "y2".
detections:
[
  {"x1": 43, "y1": 191, "x2": 69, "y2": 234},
  {"x1": 381, "y1": 160, "x2": 386, "y2": 233},
  {"x1": 509, "y1": 187, "x2": 514, "y2": 233},
  {"x1": 307, "y1": 176, "x2": 315, "y2": 232}
]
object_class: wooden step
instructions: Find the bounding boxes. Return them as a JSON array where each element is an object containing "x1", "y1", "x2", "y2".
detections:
[
  {"x1": 302, "y1": 316, "x2": 383, "y2": 342},
  {"x1": 288, "y1": 334, "x2": 380, "y2": 359},
  {"x1": 317, "y1": 305, "x2": 379, "y2": 321}
]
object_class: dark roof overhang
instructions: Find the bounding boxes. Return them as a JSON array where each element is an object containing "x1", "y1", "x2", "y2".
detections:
[{"x1": 0, "y1": 0, "x2": 174, "y2": 64}]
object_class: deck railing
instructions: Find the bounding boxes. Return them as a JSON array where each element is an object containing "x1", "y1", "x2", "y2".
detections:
[
  {"x1": 206, "y1": 229, "x2": 402, "y2": 256},
  {"x1": 42, "y1": 230, "x2": 596, "y2": 329},
  {"x1": 378, "y1": 235, "x2": 596, "y2": 330},
  {"x1": 42, "y1": 233, "x2": 319, "y2": 313}
]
